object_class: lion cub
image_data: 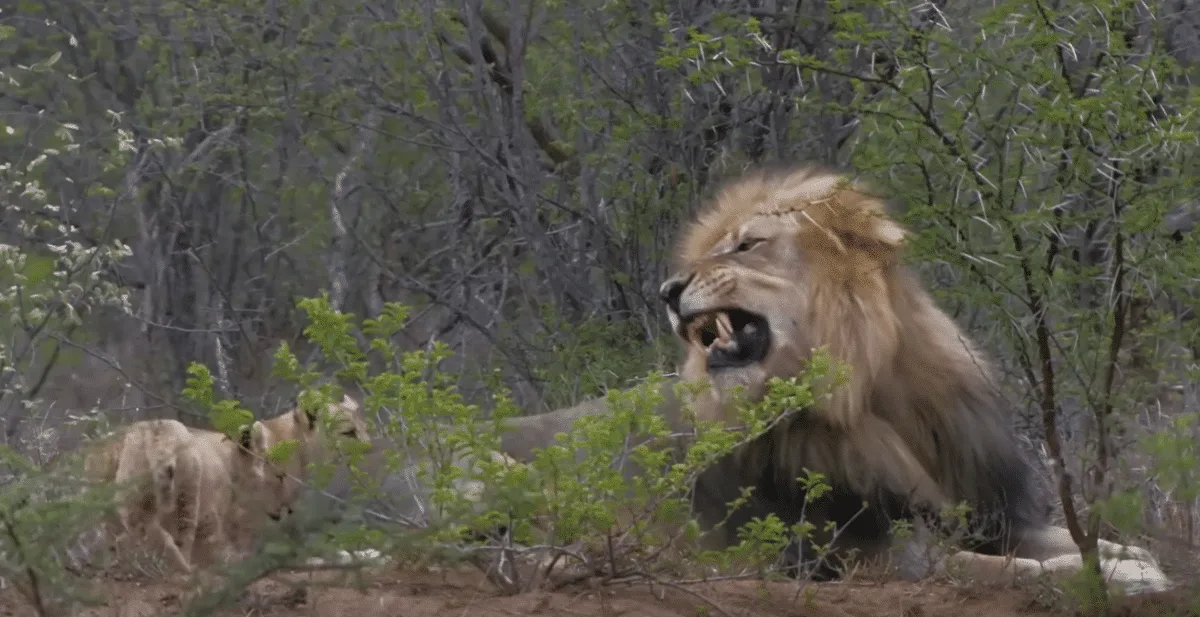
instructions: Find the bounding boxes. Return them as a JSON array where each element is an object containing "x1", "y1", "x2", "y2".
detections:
[
  {"x1": 111, "y1": 418, "x2": 272, "y2": 573},
  {"x1": 61, "y1": 394, "x2": 371, "y2": 571}
]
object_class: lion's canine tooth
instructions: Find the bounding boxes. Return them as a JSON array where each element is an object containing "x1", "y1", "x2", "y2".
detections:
[
  {"x1": 715, "y1": 312, "x2": 734, "y2": 343},
  {"x1": 688, "y1": 317, "x2": 707, "y2": 349}
]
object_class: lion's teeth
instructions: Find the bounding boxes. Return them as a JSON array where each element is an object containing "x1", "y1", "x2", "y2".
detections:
[
  {"x1": 715, "y1": 312, "x2": 734, "y2": 342},
  {"x1": 688, "y1": 318, "x2": 707, "y2": 349}
]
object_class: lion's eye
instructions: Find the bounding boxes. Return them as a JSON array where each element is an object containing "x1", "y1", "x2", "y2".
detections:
[{"x1": 735, "y1": 238, "x2": 762, "y2": 253}]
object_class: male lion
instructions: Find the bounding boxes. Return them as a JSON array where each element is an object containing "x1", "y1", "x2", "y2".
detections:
[{"x1": 499, "y1": 164, "x2": 1171, "y2": 594}]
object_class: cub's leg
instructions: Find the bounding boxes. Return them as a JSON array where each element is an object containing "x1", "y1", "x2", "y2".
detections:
[
  {"x1": 114, "y1": 426, "x2": 193, "y2": 573},
  {"x1": 168, "y1": 443, "x2": 204, "y2": 569}
]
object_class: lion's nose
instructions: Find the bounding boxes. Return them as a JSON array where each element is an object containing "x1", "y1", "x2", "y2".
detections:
[{"x1": 659, "y1": 274, "x2": 693, "y2": 314}]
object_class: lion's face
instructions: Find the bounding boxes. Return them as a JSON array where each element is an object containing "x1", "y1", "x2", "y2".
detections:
[
  {"x1": 244, "y1": 418, "x2": 308, "y2": 522},
  {"x1": 296, "y1": 394, "x2": 372, "y2": 443},
  {"x1": 660, "y1": 167, "x2": 906, "y2": 425},
  {"x1": 318, "y1": 397, "x2": 372, "y2": 452},
  {"x1": 661, "y1": 212, "x2": 810, "y2": 422},
  {"x1": 256, "y1": 395, "x2": 373, "y2": 521},
  {"x1": 273, "y1": 395, "x2": 372, "y2": 457},
  {"x1": 230, "y1": 421, "x2": 289, "y2": 520}
]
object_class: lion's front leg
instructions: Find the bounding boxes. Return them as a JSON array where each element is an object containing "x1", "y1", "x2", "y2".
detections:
[
  {"x1": 1001, "y1": 525, "x2": 1172, "y2": 594},
  {"x1": 937, "y1": 550, "x2": 1044, "y2": 584},
  {"x1": 188, "y1": 501, "x2": 235, "y2": 566},
  {"x1": 1016, "y1": 525, "x2": 1156, "y2": 564},
  {"x1": 171, "y1": 464, "x2": 203, "y2": 568},
  {"x1": 149, "y1": 516, "x2": 194, "y2": 573},
  {"x1": 1036, "y1": 551, "x2": 1172, "y2": 594}
]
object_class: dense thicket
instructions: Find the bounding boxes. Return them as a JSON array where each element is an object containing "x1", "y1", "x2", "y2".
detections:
[{"x1": 4, "y1": 0, "x2": 1200, "y2": 550}]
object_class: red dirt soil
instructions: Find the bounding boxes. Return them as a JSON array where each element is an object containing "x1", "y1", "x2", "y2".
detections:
[{"x1": 2, "y1": 565, "x2": 1197, "y2": 617}]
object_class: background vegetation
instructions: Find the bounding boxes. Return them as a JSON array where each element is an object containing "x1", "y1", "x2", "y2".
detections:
[{"x1": 2, "y1": 0, "x2": 1200, "y2": 612}]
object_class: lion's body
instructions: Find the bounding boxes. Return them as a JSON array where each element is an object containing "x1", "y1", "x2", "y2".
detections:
[
  {"x1": 109, "y1": 418, "x2": 274, "y2": 573},
  {"x1": 184, "y1": 427, "x2": 273, "y2": 564},
  {"x1": 111, "y1": 419, "x2": 203, "y2": 572},
  {"x1": 499, "y1": 164, "x2": 1171, "y2": 594}
]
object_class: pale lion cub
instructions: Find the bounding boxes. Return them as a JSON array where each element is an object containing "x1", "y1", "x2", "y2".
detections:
[
  {"x1": 60, "y1": 394, "x2": 371, "y2": 570},
  {"x1": 111, "y1": 418, "x2": 271, "y2": 573}
]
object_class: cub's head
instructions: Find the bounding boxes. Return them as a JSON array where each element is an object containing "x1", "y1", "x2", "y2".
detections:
[
  {"x1": 229, "y1": 420, "x2": 291, "y2": 521},
  {"x1": 660, "y1": 165, "x2": 909, "y2": 425},
  {"x1": 269, "y1": 394, "x2": 372, "y2": 452},
  {"x1": 257, "y1": 394, "x2": 373, "y2": 519},
  {"x1": 230, "y1": 420, "x2": 302, "y2": 522}
]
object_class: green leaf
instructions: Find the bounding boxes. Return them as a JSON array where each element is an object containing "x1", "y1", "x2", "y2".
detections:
[
  {"x1": 210, "y1": 401, "x2": 254, "y2": 439},
  {"x1": 21, "y1": 255, "x2": 55, "y2": 286},
  {"x1": 266, "y1": 439, "x2": 301, "y2": 465}
]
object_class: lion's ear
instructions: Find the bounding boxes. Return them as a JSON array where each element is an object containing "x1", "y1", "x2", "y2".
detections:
[
  {"x1": 834, "y1": 213, "x2": 907, "y2": 255},
  {"x1": 867, "y1": 216, "x2": 906, "y2": 248},
  {"x1": 238, "y1": 423, "x2": 254, "y2": 451},
  {"x1": 239, "y1": 421, "x2": 269, "y2": 455},
  {"x1": 293, "y1": 406, "x2": 318, "y2": 431}
]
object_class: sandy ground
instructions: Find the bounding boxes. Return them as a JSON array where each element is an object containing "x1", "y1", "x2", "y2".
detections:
[{"x1": 3, "y1": 563, "x2": 1197, "y2": 617}]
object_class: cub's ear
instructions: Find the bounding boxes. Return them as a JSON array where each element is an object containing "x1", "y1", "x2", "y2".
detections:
[
  {"x1": 292, "y1": 405, "x2": 318, "y2": 431},
  {"x1": 338, "y1": 394, "x2": 360, "y2": 413},
  {"x1": 239, "y1": 421, "x2": 270, "y2": 455},
  {"x1": 239, "y1": 423, "x2": 254, "y2": 451}
]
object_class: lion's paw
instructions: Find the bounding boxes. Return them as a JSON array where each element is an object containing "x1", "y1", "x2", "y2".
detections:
[{"x1": 1038, "y1": 553, "x2": 1172, "y2": 596}]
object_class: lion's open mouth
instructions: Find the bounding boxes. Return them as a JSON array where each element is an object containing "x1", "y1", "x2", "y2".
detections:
[{"x1": 681, "y1": 308, "x2": 771, "y2": 370}]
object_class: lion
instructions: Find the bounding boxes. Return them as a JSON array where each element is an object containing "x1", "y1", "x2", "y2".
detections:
[
  {"x1": 498, "y1": 164, "x2": 1172, "y2": 594},
  {"x1": 183, "y1": 422, "x2": 292, "y2": 564},
  {"x1": 51, "y1": 393, "x2": 372, "y2": 568},
  {"x1": 66, "y1": 393, "x2": 369, "y2": 485},
  {"x1": 109, "y1": 418, "x2": 272, "y2": 573},
  {"x1": 109, "y1": 419, "x2": 201, "y2": 572},
  {"x1": 238, "y1": 394, "x2": 373, "y2": 526}
]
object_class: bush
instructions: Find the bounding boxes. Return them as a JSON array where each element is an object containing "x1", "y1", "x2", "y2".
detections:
[{"x1": 181, "y1": 293, "x2": 848, "y2": 606}]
